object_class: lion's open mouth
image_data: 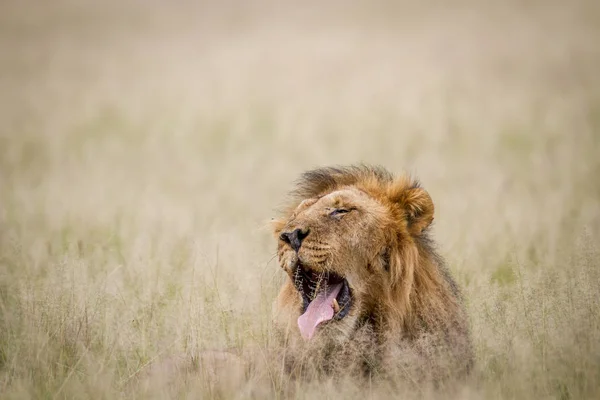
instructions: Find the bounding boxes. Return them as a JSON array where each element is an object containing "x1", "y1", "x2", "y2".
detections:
[{"x1": 292, "y1": 262, "x2": 352, "y2": 340}]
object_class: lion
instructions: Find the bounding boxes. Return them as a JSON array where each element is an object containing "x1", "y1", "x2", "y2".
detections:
[{"x1": 270, "y1": 165, "x2": 473, "y2": 381}]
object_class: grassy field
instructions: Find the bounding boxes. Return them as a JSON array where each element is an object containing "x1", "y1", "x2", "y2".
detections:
[{"x1": 1, "y1": 0, "x2": 599, "y2": 398}]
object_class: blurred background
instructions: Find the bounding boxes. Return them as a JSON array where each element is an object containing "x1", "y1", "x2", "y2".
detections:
[{"x1": 1, "y1": 0, "x2": 599, "y2": 398}]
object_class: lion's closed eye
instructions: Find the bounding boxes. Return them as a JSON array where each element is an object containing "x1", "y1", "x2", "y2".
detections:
[{"x1": 329, "y1": 208, "x2": 353, "y2": 218}]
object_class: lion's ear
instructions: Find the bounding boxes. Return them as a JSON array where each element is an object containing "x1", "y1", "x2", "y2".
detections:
[
  {"x1": 403, "y1": 187, "x2": 434, "y2": 235},
  {"x1": 389, "y1": 182, "x2": 434, "y2": 236}
]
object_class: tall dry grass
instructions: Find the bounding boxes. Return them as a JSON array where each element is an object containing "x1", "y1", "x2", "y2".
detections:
[{"x1": 1, "y1": 0, "x2": 599, "y2": 398}]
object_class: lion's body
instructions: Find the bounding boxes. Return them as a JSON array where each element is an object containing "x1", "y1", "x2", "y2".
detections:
[{"x1": 271, "y1": 165, "x2": 473, "y2": 380}]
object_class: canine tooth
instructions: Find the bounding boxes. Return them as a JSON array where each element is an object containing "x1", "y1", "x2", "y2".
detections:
[{"x1": 332, "y1": 298, "x2": 340, "y2": 313}]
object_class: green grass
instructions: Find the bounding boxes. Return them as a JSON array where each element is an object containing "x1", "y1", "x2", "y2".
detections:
[{"x1": 1, "y1": 0, "x2": 599, "y2": 398}]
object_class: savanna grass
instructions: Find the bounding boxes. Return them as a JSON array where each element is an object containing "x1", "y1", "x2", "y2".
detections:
[{"x1": 1, "y1": 0, "x2": 599, "y2": 398}]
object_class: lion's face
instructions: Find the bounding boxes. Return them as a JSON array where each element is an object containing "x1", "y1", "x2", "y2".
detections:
[
  {"x1": 272, "y1": 166, "x2": 472, "y2": 377},
  {"x1": 276, "y1": 186, "x2": 398, "y2": 341}
]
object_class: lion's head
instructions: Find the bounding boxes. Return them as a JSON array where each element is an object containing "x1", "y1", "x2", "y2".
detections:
[{"x1": 271, "y1": 165, "x2": 471, "y2": 376}]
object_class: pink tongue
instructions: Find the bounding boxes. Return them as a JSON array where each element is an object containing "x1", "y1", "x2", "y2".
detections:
[{"x1": 297, "y1": 282, "x2": 343, "y2": 340}]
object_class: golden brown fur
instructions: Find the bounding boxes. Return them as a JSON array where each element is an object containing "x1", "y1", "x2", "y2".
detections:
[{"x1": 271, "y1": 165, "x2": 473, "y2": 380}]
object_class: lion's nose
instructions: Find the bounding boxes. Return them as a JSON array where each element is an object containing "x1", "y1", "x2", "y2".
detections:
[{"x1": 279, "y1": 228, "x2": 310, "y2": 252}]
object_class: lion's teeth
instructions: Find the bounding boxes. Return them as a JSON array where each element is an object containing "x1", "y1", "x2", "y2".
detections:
[{"x1": 332, "y1": 298, "x2": 340, "y2": 313}]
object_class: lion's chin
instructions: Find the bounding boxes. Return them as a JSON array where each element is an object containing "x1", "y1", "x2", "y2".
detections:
[{"x1": 292, "y1": 263, "x2": 353, "y2": 340}]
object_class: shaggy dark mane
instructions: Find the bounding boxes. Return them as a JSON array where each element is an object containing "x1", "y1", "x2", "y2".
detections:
[{"x1": 292, "y1": 164, "x2": 394, "y2": 201}]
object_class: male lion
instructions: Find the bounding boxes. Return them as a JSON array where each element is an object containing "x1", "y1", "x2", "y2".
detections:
[{"x1": 271, "y1": 165, "x2": 473, "y2": 380}]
